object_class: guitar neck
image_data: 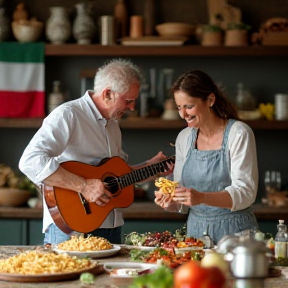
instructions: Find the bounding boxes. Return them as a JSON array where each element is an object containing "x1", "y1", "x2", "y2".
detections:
[{"x1": 118, "y1": 156, "x2": 175, "y2": 189}]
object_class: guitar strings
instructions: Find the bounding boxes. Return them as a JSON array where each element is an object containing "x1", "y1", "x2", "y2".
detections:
[{"x1": 103, "y1": 160, "x2": 174, "y2": 189}]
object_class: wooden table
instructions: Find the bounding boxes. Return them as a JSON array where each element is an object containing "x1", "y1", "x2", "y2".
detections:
[{"x1": 0, "y1": 246, "x2": 287, "y2": 288}]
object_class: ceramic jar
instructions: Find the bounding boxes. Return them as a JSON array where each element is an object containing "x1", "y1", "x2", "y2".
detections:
[
  {"x1": 0, "y1": 8, "x2": 10, "y2": 42},
  {"x1": 48, "y1": 81, "x2": 65, "y2": 114},
  {"x1": 130, "y1": 15, "x2": 144, "y2": 38},
  {"x1": 13, "y1": 3, "x2": 28, "y2": 22},
  {"x1": 46, "y1": 7, "x2": 71, "y2": 44},
  {"x1": 73, "y1": 3, "x2": 95, "y2": 44}
]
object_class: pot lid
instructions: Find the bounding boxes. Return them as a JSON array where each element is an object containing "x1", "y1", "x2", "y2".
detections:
[{"x1": 233, "y1": 237, "x2": 268, "y2": 254}]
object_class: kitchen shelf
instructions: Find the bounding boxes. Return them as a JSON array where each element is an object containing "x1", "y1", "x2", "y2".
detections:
[
  {"x1": 1, "y1": 117, "x2": 288, "y2": 130},
  {"x1": 0, "y1": 118, "x2": 43, "y2": 128},
  {"x1": 45, "y1": 44, "x2": 288, "y2": 57}
]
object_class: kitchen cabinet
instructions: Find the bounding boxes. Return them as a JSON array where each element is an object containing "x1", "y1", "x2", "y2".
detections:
[{"x1": 0, "y1": 203, "x2": 282, "y2": 245}]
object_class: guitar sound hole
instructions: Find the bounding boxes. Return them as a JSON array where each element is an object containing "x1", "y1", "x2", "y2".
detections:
[{"x1": 104, "y1": 176, "x2": 119, "y2": 194}]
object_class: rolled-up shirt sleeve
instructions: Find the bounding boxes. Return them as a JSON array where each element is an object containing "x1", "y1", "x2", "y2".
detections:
[
  {"x1": 19, "y1": 109, "x2": 73, "y2": 184},
  {"x1": 225, "y1": 122, "x2": 258, "y2": 211}
]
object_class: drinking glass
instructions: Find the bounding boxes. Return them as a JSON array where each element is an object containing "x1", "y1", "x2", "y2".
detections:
[{"x1": 265, "y1": 171, "x2": 281, "y2": 194}]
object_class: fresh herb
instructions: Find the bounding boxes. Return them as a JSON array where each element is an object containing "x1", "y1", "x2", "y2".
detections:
[
  {"x1": 130, "y1": 249, "x2": 149, "y2": 261},
  {"x1": 227, "y1": 22, "x2": 251, "y2": 30},
  {"x1": 203, "y1": 24, "x2": 223, "y2": 33},
  {"x1": 79, "y1": 272, "x2": 95, "y2": 285},
  {"x1": 128, "y1": 265, "x2": 173, "y2": 288}
]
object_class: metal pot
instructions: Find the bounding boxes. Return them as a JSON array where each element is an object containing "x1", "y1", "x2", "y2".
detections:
[{"x1": 229, "y1": 237, "x2": 270, "y2": 279}]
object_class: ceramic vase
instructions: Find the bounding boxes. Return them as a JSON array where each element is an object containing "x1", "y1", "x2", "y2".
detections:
[
  {"x1": 114, "y1": 0, "x2": 128, "y2": 39},
  {"x1": 73, "y1": 3, "x2": 95, "y2": 44},
  {"x1": 144, "y1": 0, "x2": 156, "y2": 36},
  {"x1": 0, "y1": 8, "x2": 10, "y2": 41},
  {"x1": 13, "y1": 3, "x2": 28, "y2": 22},
  {"x1": 46, "y1": 7, "x2": 71, "y2": 44}
]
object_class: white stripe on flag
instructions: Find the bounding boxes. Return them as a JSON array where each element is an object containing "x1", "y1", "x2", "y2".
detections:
[{"x1": 0, "y1": 62, "x2": 44, "y2": 91}]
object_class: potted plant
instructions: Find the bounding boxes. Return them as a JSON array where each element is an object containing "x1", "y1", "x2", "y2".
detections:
[
  {"x1": 224, "y1": 22, "x2": 251, "y2": 46},
  {"x1": 201, "y1": 24, "x2": 224, "y2": 46}
]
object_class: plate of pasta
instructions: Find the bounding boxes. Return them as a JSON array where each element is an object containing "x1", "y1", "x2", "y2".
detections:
[
  {"x1": 53, "y1": 245, "x2": 121, "y2": 259},
  {"x1": 53, "y1": 234, "x2": 121, "y2": 259},
  {"x1": 0, "y1": 250, "x2": 103, "y2": 282}
]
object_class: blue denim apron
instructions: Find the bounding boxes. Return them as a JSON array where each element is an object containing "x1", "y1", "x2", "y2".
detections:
[{"x1": 182, "y1": 119, "x2": 258, "y2": 244}]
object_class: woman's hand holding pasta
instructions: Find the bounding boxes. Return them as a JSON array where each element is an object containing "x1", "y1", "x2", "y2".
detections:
[
  {"x1": 154, "y1": 177, "x2": 179, "y2": 208},
  {"x1": 155, "y1": 177, "x2": 178, "y2": 197}
]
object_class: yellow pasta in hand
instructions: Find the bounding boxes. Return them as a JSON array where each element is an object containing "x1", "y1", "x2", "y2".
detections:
[{"x1": 155, "y1": 177, "x2": 178, "y2": 197}]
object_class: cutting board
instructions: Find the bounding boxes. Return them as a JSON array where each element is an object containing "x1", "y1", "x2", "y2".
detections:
[{"x1": 121, "y1": 36, "x2": 188, "y2": 46}]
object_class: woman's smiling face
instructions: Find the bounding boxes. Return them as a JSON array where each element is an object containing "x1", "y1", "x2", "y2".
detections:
[{"x1": 174, "y1": 90, "x2": 212, "y2": 128}]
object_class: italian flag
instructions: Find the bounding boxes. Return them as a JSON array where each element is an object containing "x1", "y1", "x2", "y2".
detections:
[{"x1": 0, "y1": 42, "x2": 45, "y2": 118}]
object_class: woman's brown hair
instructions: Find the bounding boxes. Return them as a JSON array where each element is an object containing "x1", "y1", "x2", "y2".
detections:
[{"x1": 171, "y1": 70, "x2": 238, "y2": 120}]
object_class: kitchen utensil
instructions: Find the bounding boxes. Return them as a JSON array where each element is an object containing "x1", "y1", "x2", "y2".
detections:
[{"x1": 229, "y1": 236, "x2": 270, "y2": 279}]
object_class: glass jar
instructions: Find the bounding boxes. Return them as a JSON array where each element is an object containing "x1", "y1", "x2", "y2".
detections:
[
  {"x1": 275, "y1": 219, "x2": 288, "y2": 259},
  {"x1": 235, "y1": 83, "x2": 256, "y2": 111}
]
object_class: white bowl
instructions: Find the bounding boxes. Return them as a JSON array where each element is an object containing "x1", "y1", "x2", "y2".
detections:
[{"x1": 12, "y1": 20, "x2": 44, "y2": 43}]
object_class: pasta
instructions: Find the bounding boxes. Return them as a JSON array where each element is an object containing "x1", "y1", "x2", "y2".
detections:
[
  {"x1": 57, "y1": 235, "x2": 113, "y2": 251},
  {"x1": 0, "y1": 250, "x2": 94, "y2": 274},
  {"x1": 155, "y1": 177, "x2": 178, "y2": 197}
]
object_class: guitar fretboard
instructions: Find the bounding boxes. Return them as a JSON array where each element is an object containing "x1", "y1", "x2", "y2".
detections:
[{"x1": 117, "y1": 156, "x2": 175, "y2": 189}]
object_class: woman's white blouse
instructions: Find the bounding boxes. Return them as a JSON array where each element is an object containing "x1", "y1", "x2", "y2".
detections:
[{"x1": 174, "y1": 121, "x2": 258, "y2": 211}]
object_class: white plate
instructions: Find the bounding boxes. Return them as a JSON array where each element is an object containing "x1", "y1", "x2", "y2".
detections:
[
  {"x1": 104, "y1": 261, "x2": 159, "y2": 278},
  {"x1": 174, "y1": 246, "x2": 204, "y2": 253},
  {"x1": 53, "y1": 245, "x2": 121, "y2": 259},
  {"x1": 122, "y1": 244, "x2": 203, "y2": 252},
  {"x1": 120, "y1": 244, "x2": 157, "y2": 251}
]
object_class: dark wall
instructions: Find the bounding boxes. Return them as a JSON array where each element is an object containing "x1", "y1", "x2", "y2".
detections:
[{"x1": 1, "y1": 0, "x2": 288, "y2": 204}]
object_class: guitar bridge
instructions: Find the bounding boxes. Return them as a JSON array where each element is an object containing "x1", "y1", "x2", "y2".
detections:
[{"x1": 78, "y1": 193, "x2": 91, "y2": 215}]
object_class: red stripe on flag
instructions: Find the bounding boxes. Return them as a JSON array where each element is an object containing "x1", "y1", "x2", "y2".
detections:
[{"x1": 0, "y1": 91, "x2": 45, "y2": 118}]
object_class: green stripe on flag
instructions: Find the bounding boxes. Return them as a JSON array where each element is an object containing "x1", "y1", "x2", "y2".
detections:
[{"x1": 0, "y1": 42, "x2": 45, "y2": 63}]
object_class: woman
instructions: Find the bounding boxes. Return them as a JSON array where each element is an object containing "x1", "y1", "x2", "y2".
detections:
[{"x1": 155, "y1": 70, "x2": 259, "y2": 244}]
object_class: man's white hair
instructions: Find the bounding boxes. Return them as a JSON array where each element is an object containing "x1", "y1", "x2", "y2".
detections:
[{"x1": 94, "y1": 58, "x2": 142, "y2": 95}]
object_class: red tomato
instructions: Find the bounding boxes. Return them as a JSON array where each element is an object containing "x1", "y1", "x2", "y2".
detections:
[{"x1": 174, "y1": 260, "x2": 226, "y2": 288}]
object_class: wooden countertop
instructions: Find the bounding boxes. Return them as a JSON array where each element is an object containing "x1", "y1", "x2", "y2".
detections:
[
  {"x1": 0, "y1": 245, "x2": 286, "y2": 287},
  {"x1": 0, "y1": 202, "x2": 287, "y2": 221}
]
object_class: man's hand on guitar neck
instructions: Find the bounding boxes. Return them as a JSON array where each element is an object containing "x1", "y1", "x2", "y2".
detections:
[{"x1": 131, "y1": 151, "x2": 174, "y2": 180}]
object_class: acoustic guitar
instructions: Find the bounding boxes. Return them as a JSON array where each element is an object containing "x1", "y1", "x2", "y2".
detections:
[{"x1": 44, "y1": 156, "x2": 175, "y2": 234}]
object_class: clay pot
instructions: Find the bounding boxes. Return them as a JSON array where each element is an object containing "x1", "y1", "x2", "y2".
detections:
[
  {"x1": 201, "y1": 31, "x2": 223, "y2": 46},
  {"x1": 225, "y1": 30, "x2": 249, "y2": 46}
]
